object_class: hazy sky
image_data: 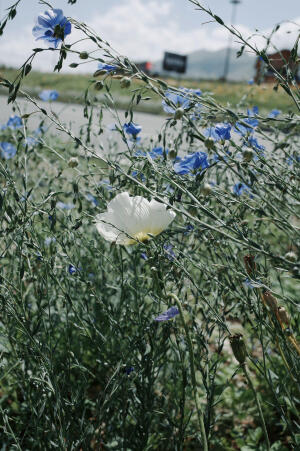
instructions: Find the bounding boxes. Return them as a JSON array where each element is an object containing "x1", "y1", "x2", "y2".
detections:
[{"x1": 0, "y1": 0, "x2": 299, "y2": 72}]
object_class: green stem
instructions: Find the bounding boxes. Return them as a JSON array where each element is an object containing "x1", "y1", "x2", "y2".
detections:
[
  {"x1": 170, "y1": 294, "x2": 208, "y2": 451},
  {"x1": 242, "y1": 363, "x2": 270, "y2": 450}
]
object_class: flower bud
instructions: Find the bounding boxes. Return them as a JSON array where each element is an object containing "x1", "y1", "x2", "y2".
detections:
[
  {"x1": 168, "y1": 149, "x2": 177, "y2": 160},
  {"x1": 205, "y1": 137, "x2": 215, "y2": 150},
  {"x1": 79, "y1": 51, "x2": 89, "y2": 60},
  {"x1": 93, "y1": 69, "x2": 107, "y2": 77},
  {"x1": 94, "y1": 81, "x2": 104, "y2": 91},
  {"x1": 262, "y1": 291, "x2": 277, "y2": 312},
  {"x1": 68, "y1": 157, "x2": 79, "y2": 168},
  {"x1": 174, "y1": 107, "x2": 184, "y2": 120},
  {"x1": 120, "y1": 76, "x2": 131, "y2": 89},
  {"x1": 69, "y1": 63, "x2": 78, "y2": 68},
  {"x1": 201, "y1": 183, "x2": 212, "y2": 196},
  {"x1": 277, "y1": 306, "x2": 289, "y2": 326},
  {"x1": 244, "y1": 254, "x2": 256, "y2": 275},
  {"x1": 243, "y1": 149, "x2": 254, "y2": 162},
  {"x1": 284, "y1": 251, "x2": 297, "y2": 262},
  {"x1": 229, "y1": 333, "x2": 247, "y2": 364}
]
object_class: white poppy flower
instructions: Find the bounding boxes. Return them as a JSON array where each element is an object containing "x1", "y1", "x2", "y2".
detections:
[{"x1": 95, "y1": 192, "x2": 176, "y2": 245}]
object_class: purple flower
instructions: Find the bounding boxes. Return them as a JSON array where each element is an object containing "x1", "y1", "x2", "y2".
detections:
[
  {"x1": 32, "y1": 9, "x2": 71, "y2": 49},
  {"x1": 123, "y1": 122, "x2": 142, "y2": 137},
  {"x1": 233, "y1": 182, "x2": 253, "y2": 198},
  {"x1": 154, "y1": 306, "x2": 179, "y2": 322},
  {"x1": 215, "y1": 123, "x2": 231, "y2": 141},
  {"x1": 39, "y1": 90, "x2": 59, "y2": 101},
  {"x1": 164, "y1": 243, "x2": 175, "y2": 261},
  {"x1": 7, "y1": 115, "x2": 22, "y2": 129},
  {"x1": 0, "y1": 142, "x2": 17, "y2": 159},
  {"x1": 174, "y1": 151, "x2": 209, "y2": 175},
  {"x1": 98, "y1": 63, "x2": 117, "y2": 72},
  {"x1": 268, "y1": 109, "x2": 281, "y2": 119}
]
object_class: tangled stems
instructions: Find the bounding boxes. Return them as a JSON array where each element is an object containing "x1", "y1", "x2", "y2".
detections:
[
  {"x1": 242, "y1": 363, "x2": 271, "y2": 451},
  {"x1": 169, "y1": 294, "x2": 208, "y2": 451}
]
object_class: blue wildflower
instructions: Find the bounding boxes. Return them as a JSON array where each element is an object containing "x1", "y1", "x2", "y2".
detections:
[
  {"x1": 123, "y1": 122, "x2": 142, "y2": 137},
  {"x1": 164, "y1": 243, "x2": 175, "y2": 261},
  {"x1": 68, "y1": 264, "x2": 77, "y2": 275},
  {"x1": 124, "y1": 366, "x2": 134, "y2": 375},
  {"x1": 45, "y1": 237, "x2": 56, "y2": 246},
  {"x1": 268, "y1": 109, "x2": 281, "y2": 119},
  {"x1": 204, "y1": 127, "x2": 220, "y2": 141},
  {"x1": 233, "y1": 182, "x2": 253, "y2": 198},
  {"x1": 286, "y1": 155, "x2": 300, "y2": 166},
  {"x1": 244, "y1": 278, "x2": 254, "y2": 289},
  {"x1": 56, "y1": 201, "x2": 75, "y2": 210},
  {"x1": 39, "y1": 90, "x2": 59, "y2": 101},
  {"x1": 85, "y1": 193, "x2": 99, "y2": 206},
  {"x1": 162, "y1": 89, "x2": 190, "y2": 114},
  {"x1": 154, "y1": 306, "x2": 179, "y2": 322},
  {"x1": 98, "y1": 62, "x2": 117, "y2": 72},
  {"x1": 246, "y1": 136, "x2": 265, "y2": 153},
  {"x1": 235, "y1": 117, "x2": 259, "y2": 136},
  {"x1": 0, "y1": 142, "x2": 17, "y2": 159},
  {"x1": 24, "y1": 137, "x2": 38, "y2": 148},
  {"x1": 141, "y1": 253, "x2": 148, "y2": 261},
  {"x1": 174, "y1": 151, "x2": 209, "y2": 175},
  {"x1": 215, "y1": 123, "x2": 232, "y2": 141},
  {"x1": 247, "y1": 106, "x2": 259, "y2": 116},
  {"x1": 98, "y1": 179, "x2": 113, "y2": 190},
  {"x1": 184, "y1": 224, "x2": 194, "y2": 235},
  {"x1": 7, "y1": 115, "x2": 22, "y2": 129},
  {"x1": 0, "y1": 124, "x2": 7, "y2": 131},
  {"x1": 131, "y1": 171, "x2": 146, "y2": 182},
  {"x1": 32, "y1": 9, "x2": 71, "y2": 49},
  {"x1": 248, "y1": 79, "x2": 254, "y2": 85}
]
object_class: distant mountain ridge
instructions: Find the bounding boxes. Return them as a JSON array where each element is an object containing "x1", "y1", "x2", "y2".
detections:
[{"x1": 153, "y1": 48, "x2": 256, "y2": 81}]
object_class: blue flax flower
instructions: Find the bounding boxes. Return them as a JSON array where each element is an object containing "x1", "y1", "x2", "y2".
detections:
[
  {"x1": 174, "y1": 151, "x2": 209, "y2": 175},
  {"x1": 68, "y1": 264, "x2": 78, "y2": 275},
  {"x1": 32, "y1": 9, "x2": 71, "y2": 49},
  {"x1": 98, "y1": 62, "x2": 117, "y2": 72},
  {"x1": 235, "y1": 117, "x2": 258, "y2": 136},
  {"x1": 215, "y1": 123, "x2": 231, "y2": 140},
  {"x1": 248, "y1": 79, "x2": 254, "y2": 85},
  {"x1": 268, "y1": 109, "x2": 281, "y2": 119},
  {"x1": 7, "y1": 115, "x2": 22, "y2": 129},
  {"x1": 56, "y1": 201, "x2": 75, "y2": 210},
  {"x1": 164, "y1": 243, "x2": 175, "y2": 261},
  {"x1": 141, "y1": 253, "x2": 148, "y2": 261},
  {"x1": 131, "y1": 170, "x2": 146, "y2": 182},
  {"x1": 204, "y1": 127, "x2": 220, "y2": 141},
  {"x1": 162, "y1": 89, "x2": 190, "y2": 114},
  {"x1": 24, "y1": 137, "x2": 38, "y2": 148},
  {"x1": 246, "y1": 136, "x2": 265, "y2": 153},
  {"x1": 233, "y1": 182, "x2": 253, "y2": 198},
  {"x1": 39, "y1": 90, "x2": 59, "y2": 101},
  {"x1": 154, "y1": 306, "x2": 179, "y2": 322},
  {"x1": 123, "y1": 122, "x2": 142, "y2": 138},
  {"x1": 85, "y1": 193, "x2": 99, "y2": 206},
  {"x1": 124, "y1": 367, "x2": 134, "y2": 375},
  {"x1": 0, "y1": 142, "x2": 17, "y2": 159}
]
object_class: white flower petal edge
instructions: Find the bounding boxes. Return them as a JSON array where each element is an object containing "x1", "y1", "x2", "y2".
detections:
[{"x1": 95, "y1": 192, "x2": 176, "y2": 245}]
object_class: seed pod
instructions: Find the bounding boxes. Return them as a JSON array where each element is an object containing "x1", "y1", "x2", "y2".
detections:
[
  {"x1": 68, "y1": 157, "x2": 79, "y2": 168},
  {"x1": 174, "y1": 107, "x2": 184, "y2": 120},
  {"x1": 243, "y1": 149, "x2": 254, "y2": 162},
  {"x1": 120, "y1": 76, "x2": 131, "y2": 89},
  {"x1": 205, "y1": 137, "x2": 215, "y2": 150},
  {"x1": 284, "y1": 251, "x2": 297, "y2": 262},
  {"x1": 244, "y1": 254, "x2": 256, "y2": 275},
  {"x1": 277, "y1": 306, "x2": 289, "y2": 326},
  {"x1": 79, "y1": 51, "x2": 89, "y2": 60},
  {"x1": 201, "y1": 183, "x2": 212, "y2": 196},
  {"x1": 94, "y1": 81, "x2": 104, "y2": 91},
  {"x1": 262, "y1": 291, "x2": 278, "y2": 312},
  {"x1": 229, "y1": 333, "x2": 247, "y2": 364}
]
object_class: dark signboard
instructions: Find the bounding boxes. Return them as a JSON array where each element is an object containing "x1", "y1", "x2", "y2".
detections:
[{"x1": 163, "y1": 52, "x2": 187, "y2": 74}]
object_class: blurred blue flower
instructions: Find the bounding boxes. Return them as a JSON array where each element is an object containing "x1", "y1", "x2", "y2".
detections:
[
  {"x1": 123, "y1": 122, "x2": 142, "y2": 137},
  {"x1": 164, "y1": 243, "x2": 175, "y2": 261},
  {"x1": 98, "y1": 62, "x2": 117, "y2": 72},
  {"x1": 0, "y1": 142, "x2": 17, "y2": 159},
  {"x1": 246, "y1": 136, "x2": 265, "y2": 153},
  {"x1": 215, "y1": 123, "x2": 232, "y2": 140},
  {"x1": 32, "y1": 9, "x2": 71, "y2": 49},
  {"x1": 184, "y1": 224, "x2": 194, "y2": 235},
  {"x1": 233, "y1": 182, "x2": 253, "y2": 198},
  {"x1": 141, "y1": 253, "x2": 148, "y2": 260},
  {"x1": 268, "y1": 109, "x2": 281, "y2": 119},
  {"x1": 286, "y1": 155, "x2": 300, "y2": 166},
  {"x1": 235, "y1": 117, "x2": 258, "y2": 136},
  {"x1": 247, "y1": 106, "x2": 259, "y2": 116},
  {"x1": 248, "y1": 79, "x2": 254, "y2": 85},
  {"x1": 24, "y1": 137, "x2": 38, "y2": 148},
  {"x1": 7, "y1": 115, "x2": 22, "y2": 129},
  {"x1": 45, "y1": 237, "x2": 56, "y2": 246},
  {"x1": 136, "y1": 146, "x2": 168, "y2": 159},
  {"x1": 68, "y1": 264, "x2": 77, "y2": 275},
  {"x1": 98, "y1": 179, "x2": 113, "y2": 190},
  {"x1": 154, "y1": 306, "x2": 179, "y2": 322},
  {"x1": 85, "y1": 193, "x2": 99, "y2": 206},
  {"x1": 56, "y1": 201, "x2": 75, "y2": 210},
  {"x1": 162, "y1": 89, "x2": 190, "y2": 114},
  {"x1": 131, "y1": 170, "x2": 146, "y2": 182},
  {"x1": 204, "y1": 127, "x2": 220, "y2": 141},
  {"x1": 0, "y1": 124, "x2": 7, "y2": 131},
  {"x1": 39, "y1": 89, "x2": 59, "y2": 101},
  {"x1": 244, "y1": 278, "x2": 254, "y2": 288},
  {"x1": 124, "y1": 366, "x2": 134, "y2": 375},
  {"x1": 174, "y1": 151, "x2": 209, "y2": 175}
]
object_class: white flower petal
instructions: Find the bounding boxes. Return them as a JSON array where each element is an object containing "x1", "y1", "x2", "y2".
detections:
[{"x1": 95, "y1": 192, "x2": 176, "y2": 245}]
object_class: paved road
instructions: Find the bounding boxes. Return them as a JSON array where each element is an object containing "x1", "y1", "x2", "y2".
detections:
[{"x1": 0, "y1": 95, "x2": 165, "y2": 145}]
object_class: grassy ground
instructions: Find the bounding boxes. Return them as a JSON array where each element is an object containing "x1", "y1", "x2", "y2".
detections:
[{"x1": 0, "y1": 66, "x2": 297, "y2": 114}]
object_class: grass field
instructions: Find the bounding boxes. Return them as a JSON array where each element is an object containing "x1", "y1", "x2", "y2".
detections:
[{"x1": 0, "y1": 66, "x2": 297, "y2": 114}]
